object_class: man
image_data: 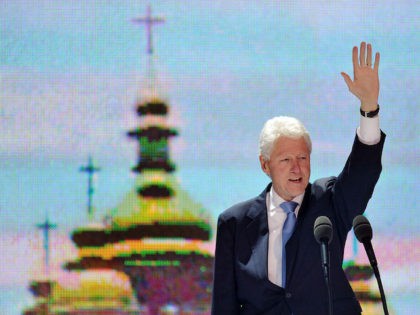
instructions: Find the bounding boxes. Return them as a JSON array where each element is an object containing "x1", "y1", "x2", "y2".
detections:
[{"x1": 211, "y1": 42, "x2": 385, "y2": 315}]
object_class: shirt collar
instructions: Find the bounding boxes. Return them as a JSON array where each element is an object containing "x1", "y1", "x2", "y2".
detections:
[{"x1": 268, "y1": 186, "x2": 305, "y2": 213}]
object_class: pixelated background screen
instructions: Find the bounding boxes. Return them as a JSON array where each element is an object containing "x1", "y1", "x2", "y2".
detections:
[{"x1": 0, "y1": 1, "x2": 418, "y2": 314}]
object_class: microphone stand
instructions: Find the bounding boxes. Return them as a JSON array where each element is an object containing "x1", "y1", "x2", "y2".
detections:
[
  {"x1": 366, "y1": 244, "x2": 389, "y2": 315},
  {"x1": 353, "y1": 215, "x2": 389, "y2": 315},
  {"x1": 374, "y1": 268, "x2": 389, "y2": 315},
  {"x1": 320, "y1": 241, "x2": 333, "y2": 315},
  {"x1": 314, "y1": 216, "x2": 334, "y2": 315}
]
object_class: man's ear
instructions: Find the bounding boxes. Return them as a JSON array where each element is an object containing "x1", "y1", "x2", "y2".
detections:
[{"x1": 259, "y1": 155, "x2": 270, "y2": 177}]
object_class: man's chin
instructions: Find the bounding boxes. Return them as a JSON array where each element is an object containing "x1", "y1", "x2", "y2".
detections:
[{"x1": 287, "y1": 186, "x2": 306, "y2": 197}]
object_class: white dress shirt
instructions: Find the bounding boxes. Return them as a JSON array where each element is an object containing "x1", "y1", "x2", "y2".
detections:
[
  {"x1": 266, "y1": 114, "x2": 380, "y2": 286},
  {"x1": 267, "y1": 190, "x2": 304, "y2": 286}
]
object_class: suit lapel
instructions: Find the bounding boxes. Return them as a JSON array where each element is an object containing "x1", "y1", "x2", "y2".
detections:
[
  {"x1": 244, "y1": 186, "x2": 270, "y2": 280},
  {"x1": 286, "y1": 183, "x2": 312, "y2": 281},
  {"x1": 242, "y1": 184, "x2": 313, "y2": 286}
]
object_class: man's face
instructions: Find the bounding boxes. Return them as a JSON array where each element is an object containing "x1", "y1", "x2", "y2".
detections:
[{"x1": 259, "y1": 137, "x2": 311, "y2": 201}]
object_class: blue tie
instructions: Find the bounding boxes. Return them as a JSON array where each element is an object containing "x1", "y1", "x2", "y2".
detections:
[{"x1": 280, "y1": 201, "x2": 298, "y2": 287}]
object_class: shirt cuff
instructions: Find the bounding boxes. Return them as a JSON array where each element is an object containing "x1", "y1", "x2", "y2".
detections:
[{"x1": 357, "y1": 115, "x2": 381, "y2": 145}]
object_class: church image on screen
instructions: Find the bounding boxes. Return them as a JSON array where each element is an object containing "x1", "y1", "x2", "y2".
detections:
[{"x1": 23, "y1": 5, "x2": 213, "y2": 315}]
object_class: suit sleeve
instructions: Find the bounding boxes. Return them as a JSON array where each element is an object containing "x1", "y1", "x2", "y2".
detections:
[
  {"x1": 211, "y1": 214, "x2": 239, "y2": 315},
  {"x1": 332, "y1": 131, "x2": 386, "y2": 233}
]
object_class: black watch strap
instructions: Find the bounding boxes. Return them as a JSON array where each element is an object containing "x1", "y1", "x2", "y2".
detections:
[{"x1": 360, "y1": 105, "x2": 380, "y2": 118}]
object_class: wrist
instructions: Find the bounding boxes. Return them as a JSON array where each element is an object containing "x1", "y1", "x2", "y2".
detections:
[
  {"x1": 360, "y1": 104, "x2": 380, "y2": 118},
  {"x1": 360, "y1": 99, "x2": 379, "y2": 112}
]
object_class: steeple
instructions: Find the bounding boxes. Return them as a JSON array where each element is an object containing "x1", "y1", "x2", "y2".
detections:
[
  {"x1": 64, "y1": 6, "x2": 214, "y2": 314},
  {"x1": 36, "y1": 215, "x2": 57, "y2": 277},
  {"x1": 129, "y1": 4, "x2": 177, "y2": 185},
  {"x1": 132, "y1": 4, "x2": 165, "y2": 99},
  {"x1": 132, "y1": 4, "x2": 165, "y2": 56},
  {"x1": 79, "y1": 156, "x2": 100, "y2": 219}
]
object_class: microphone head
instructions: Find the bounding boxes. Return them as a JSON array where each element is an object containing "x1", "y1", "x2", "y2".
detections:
[
  {"x1": 314, "y1": 216, "x2": 333, "y2": 244},
  {"x1": 352, "y1": 215, "x2": 373, "y2": 243}
]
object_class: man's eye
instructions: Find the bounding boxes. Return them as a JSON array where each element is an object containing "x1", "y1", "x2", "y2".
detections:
[
  {"x1": 281, "y1": 158, "x2": 290, "y2": 162},
  {"x1": 298, "y1": 156, "x2": 307, "y2": 160}
]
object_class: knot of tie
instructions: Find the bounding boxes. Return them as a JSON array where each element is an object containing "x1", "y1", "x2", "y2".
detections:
[
  {"x1": 280, "y1": 200, "x2": 298, "y2": 240},
  {"x1": 280, "y1": 201, "x2": 298, "y2": 215}
]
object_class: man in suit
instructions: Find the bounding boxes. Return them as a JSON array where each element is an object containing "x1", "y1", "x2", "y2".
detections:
[{"x1": 211, "y1": 42, "x2": 385, "y2": 315}]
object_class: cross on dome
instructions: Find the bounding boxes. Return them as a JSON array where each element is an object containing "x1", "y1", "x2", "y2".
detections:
[{"x1": 132, "y1": 4, "x2": 165, "y2": 55}]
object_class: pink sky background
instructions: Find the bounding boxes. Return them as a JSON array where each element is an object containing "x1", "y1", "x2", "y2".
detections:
[{"x1": 1, "y1": 231, "x2": 418, "y2": 295}]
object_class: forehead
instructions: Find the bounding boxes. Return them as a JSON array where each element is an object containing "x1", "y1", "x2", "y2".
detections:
[{"x1": 272, "y1": 137, "x2": 310, "y2": 155}]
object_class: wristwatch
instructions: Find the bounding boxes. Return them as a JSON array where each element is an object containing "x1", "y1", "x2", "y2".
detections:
[{"x1": 360, "y1": 105, "x2": 380, "y2": 118}]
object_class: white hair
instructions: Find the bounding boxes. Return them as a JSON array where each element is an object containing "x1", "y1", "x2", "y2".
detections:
[{"x1": 259, "y1": 116, "x2": 312, "y2": 161}]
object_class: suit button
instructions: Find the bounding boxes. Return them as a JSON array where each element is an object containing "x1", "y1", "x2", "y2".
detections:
[{"x1": 285, "y1": 292, "x2": 292, "y2": 299}]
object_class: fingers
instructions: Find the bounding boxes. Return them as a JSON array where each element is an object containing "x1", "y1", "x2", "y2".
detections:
[
  {"x1": 373, "y1": 52, "x2": 380, "y2": 72},
  {"x1": 358, "y1": 42, "x2": 378, "y2": 69},
  {"x1": 366, "y1": 43, "x2": 372, "y2": 67},
  {"x1": 352, "y1": 46, "x2": 358, "y2": 77},
  {"x1": 359, "y1": 42, "x2": 366, "y2": 66},
  {"x1": 343, "y1": 42, "x2": 380, "y2": 102},
  {"x1": 341, "y1": 72, "x2": 353, "y2": 89}
]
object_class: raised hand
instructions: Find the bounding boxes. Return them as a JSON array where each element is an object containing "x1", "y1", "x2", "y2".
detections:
[{"x1": 341, "y1": 42, "x2": 380, "y2": 112}]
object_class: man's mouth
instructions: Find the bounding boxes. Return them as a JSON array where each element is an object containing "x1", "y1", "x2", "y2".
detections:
[{"x1": 289, "y1": 178, "x2": 302, "y2": 183}]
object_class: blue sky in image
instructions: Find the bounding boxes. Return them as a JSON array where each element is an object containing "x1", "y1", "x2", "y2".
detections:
[
  {"x1": 0, "y1": 1, "x2": 418, "y2": 73},
  {"x1": 0, "y1": 0, "x2": 418, "y2": 232},
  {"x1": 0, "y1": 0, "x2": 418, "y2": 230}
]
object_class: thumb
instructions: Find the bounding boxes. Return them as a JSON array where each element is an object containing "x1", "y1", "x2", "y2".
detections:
[{"x1": 341, "y1": 72, "x2": 353, "y2": 90}]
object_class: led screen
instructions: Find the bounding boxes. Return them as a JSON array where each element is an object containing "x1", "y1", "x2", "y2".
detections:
[{"x1": 0, "y1": 1, "x2": 418, "y2": 314}]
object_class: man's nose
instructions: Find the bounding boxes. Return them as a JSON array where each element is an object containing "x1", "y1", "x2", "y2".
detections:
[{"x1": 290, "y1": 159, "x2": 301, "y2": 172}]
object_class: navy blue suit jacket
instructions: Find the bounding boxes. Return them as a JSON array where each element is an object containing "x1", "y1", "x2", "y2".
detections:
[{"x1": 212, "y1": 133, "x2": 385, "y2": 315}]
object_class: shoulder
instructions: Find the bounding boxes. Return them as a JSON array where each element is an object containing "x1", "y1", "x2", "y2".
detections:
[
  {"x1": 310, "y1": 176, "x2": 337, "y2": 197},
  {"x1": 219, "y1": 196, "x2": 260, "y2": 222},
  {"x1": 218, "y1": 184, "x2": 270, "y2": 223}
]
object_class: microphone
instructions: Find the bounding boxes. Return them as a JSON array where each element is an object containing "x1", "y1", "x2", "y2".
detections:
[
  {"x1": 314, "y1": 216, "x2": 333, "y2": 276},
  {"x1": 314, "y1": 216, "x2": 333, "y2": 315},
  {"x1": 352, "y1": 215, "x2": 389, "y2": 315},
  {"x1": 352, "y1": 215, "x2": 378, "y2": 271}
]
